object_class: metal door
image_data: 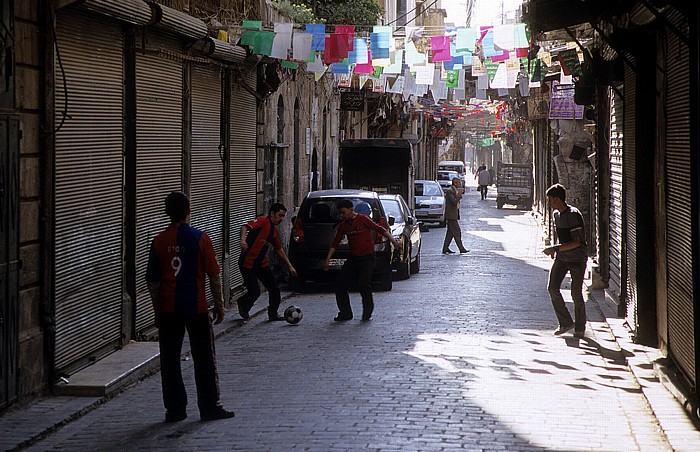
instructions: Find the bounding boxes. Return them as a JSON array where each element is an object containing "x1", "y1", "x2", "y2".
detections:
[{"x1": 0, "y1": 116, "x2": 19, "y2": 409}]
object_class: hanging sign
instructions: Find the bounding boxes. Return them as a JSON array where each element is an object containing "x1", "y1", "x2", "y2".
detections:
[{"x1": 340, "y1": 91, "x2": 364, "y2": 111}]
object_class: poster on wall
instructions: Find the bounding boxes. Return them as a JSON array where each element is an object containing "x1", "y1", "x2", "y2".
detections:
[{"x1": 548, "y1": 81, "x2": 584, "y2": 120}]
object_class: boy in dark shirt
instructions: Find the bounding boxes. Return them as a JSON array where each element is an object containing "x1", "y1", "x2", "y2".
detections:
[
  {"x1": 542, "y1": 184, "x2": 588, "y2": 338},
  {"x1": 323, "y1": 199, "x2": 401, "y2": 321}
]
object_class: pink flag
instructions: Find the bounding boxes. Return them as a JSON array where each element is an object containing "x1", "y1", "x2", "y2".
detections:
[{"x1": 431, "y1": 36, "x2": 452, "y2": 62}]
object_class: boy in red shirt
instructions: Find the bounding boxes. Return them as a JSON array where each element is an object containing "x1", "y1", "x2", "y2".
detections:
[
  {"x1": 323, "y1": 199, "x2": 401, "y2": 321},
  {"x1": 236, "y1": 203, "x2": 297, "y2": 321}
]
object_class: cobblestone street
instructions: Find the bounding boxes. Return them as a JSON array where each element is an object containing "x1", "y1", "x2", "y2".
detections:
[{"x1": 8, "y1": 182, "x2": 693, "y2": 451}]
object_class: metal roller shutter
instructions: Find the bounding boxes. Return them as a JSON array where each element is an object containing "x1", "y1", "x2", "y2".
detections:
[
  {"x1": 608, "y1": 89, "x2": 623, "y2": 301},
  {"x1": 54, "y1": 9, "x2": 123, "y2": 369},
  {"x1": 229, "y1": 69, "x2": 257, "y2": 290},
  {"x1": 664, "y1": 10, "x2": 695, "y2": 387},
  {"x1": 134, "y1": 35, "x2": 183, "y2": 333},
  {"x1": 190, "y1": 64, "x2": 224, "y2": 299},
  {"x1": 623, "y1": 63, "x2": 638, "y2": 335}
]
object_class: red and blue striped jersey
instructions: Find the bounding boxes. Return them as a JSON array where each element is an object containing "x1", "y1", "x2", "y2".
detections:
[
  {"x1": 239, "y1": 216, "x2": 282, "y2": 270},
  {"x1": 145, "y1": 223, "x2": 220, "y2": 314}
]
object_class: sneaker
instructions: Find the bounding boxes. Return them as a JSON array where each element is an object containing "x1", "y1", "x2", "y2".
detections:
[
  {"x1": 554, "y1": 324, "x2": 575, "y2": 335},
  {"x1": 268, "y1": 315, "x2": 285, "y2": 322},
  {"x1": 459, "y1": 249, "x2": 470, "y2": 254},
  {"x1": 334, "y1": 314, "x2": 353, "y2": 321},
  {"x1": 442, "y1": 249, "x2": 455, "y2": 254},
  {"x1": 165, "y1": 411, "x2": 187, "y2": 423},
  {"x1": 574, "y1": 330, "x2": 586, "y2": 338},
  {"x1": 361, "y1": 314, "x2": 372, "y2": 321},
  {"x1": 200, "y1": 407, "x2": 235, "y2": 421}
]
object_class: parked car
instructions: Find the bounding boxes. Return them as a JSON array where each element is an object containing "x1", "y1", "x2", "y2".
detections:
[
  {"x1": 288, "y1": 189, "x2": 395, "y2": 292},
  {"x1": 379, "y1": 194, "x2": 422, "y2": 280},
  {"x1": 414, "y1": 180, "x2": 446, "y2": 228},
  {"x1": 437, "y1": 170, "x2": 460, "y2": 190}
]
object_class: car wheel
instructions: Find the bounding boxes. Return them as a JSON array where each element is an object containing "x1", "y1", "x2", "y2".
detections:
[
  {"x1": 496, "y1": 199, "x2": 504, "y2": 209},
  {"x1": 410, "y1": 247, "x2": 421, "y2": 274},
  {"x1": 396, "y1": 245, "x2": 411, "y2": 280}
]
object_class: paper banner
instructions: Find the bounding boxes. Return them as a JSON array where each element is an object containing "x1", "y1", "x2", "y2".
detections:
[
  {"x1": 253, "y1": 32, "x2": 275, "y2": 56},
  {"x1": 446, "y1": 70, "x2": 459, "y2": 88},
  {"x1": 493, "y1": 24, "x2": 515, "y2": 51},
  {"x1": 456, "y1": 27, "x2": 477, "y2": 53},
  {"x1": 490, "y1": 63, "x2": 508, "y2": 89},
  {"x1": 348, "y1": 38, "x2": 368, "y2": 64},
  {"x1": 477, "y1": 74, "x2": 489, "y2": 90},
  {"x1": 458, "y1": 69, "x2": 465, "y2": 89},
  {"x1": 430, "y1": 36, "x2": 451, "y2": 62},
  {"x1": 384, "y1": 50, "x2": 403, "y2": 74},
  {"x1": 243, "y1": 20, "x2": 263, "y2": 30},
  {"x1": 331, "y1": 62, "x2": 352, "y2": 74},
  {"x1": 335, "y1": 25, "x2": 355, "y2": 51},
  {"x1": 281, "y1": 60, "x2": 299, "y2": 69},
  {"x1": 306, "y1": 24, "x2": 326, "y2": 50},
  {"x1": 514, "y1": 23, "x2": 529, "y2": 48},
  {"x1": 485, "y1": 61, "x2": 499, "y2": 82},
  {"x1": 491, "y1": 49, "x2": 510, "y2": 63},
  {"x1": 471, "y1": 56, "x2": 486, "y2": 76},
  {"x1": 386, "y1": 75, "x2": 405, "y2": 94},
  {"x1": 405, "y1": 40, "x2": 425, "y2": 66},
  {"x1": 414, "y1": 63, "x2": 435, "y2": 85},
  {"x1": 271, "y1": 23, "x2": 293, "y2": 59},
  {"x1": 370, "y1": 33, "x2": 390, "y2": 59},
  {"x1": 354, "y1": 51, "x2": 374, "y2": 74},
  {"x1": 292, "y1": 32, "x2": 313, "y2": 61},
  {"x1": 371, "y1": 76, "x2": 385, "y2": 93}
]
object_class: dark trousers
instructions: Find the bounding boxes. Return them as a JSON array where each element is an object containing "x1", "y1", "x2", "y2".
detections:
[
  {"x1": 158, "y1": 312, "x2": 221, "y2": 416},
  {"x1": 548, "y1": 259, "x2": 587, "y2": 332},
  {"x1": 479, "y1": 185, "x2": 489, "y2": 199},
  {"x1": 237, "y1": 265, "x2": 281, "y2": 316},
  {"x1": 443, "y1": 219, "x2": 467, "y2": 253},
  {"x1": 336, "y1": 254, "x2": 375, "y2": 318}
]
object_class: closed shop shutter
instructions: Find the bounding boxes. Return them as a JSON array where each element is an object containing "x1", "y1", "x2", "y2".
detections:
[
  {"x1": 608, "y1": 89, "x2": 623, "y2": 301},
  {"x1": 134, "y1": 34, "x2": 183, "y2": 333},
  {"x1": 54, "y1": 9, "x2": 123, "y2": 369},
  {"x1": 229, "y1": 70, "x2": 257, "y2": 290},
  {"x1": 664, "y1": 10, "x2": 695, "y2": 387},
  {"x1": 190, "y1": 64, "x2": 223, "y2": 296},
  {"x1": 623, "y1": 60, "x2": 638, "y2": 335}
]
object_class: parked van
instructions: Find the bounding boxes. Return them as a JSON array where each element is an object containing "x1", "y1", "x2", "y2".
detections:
[{"x1": 437, "y1": 160, "x2": 467, "y2": 183}]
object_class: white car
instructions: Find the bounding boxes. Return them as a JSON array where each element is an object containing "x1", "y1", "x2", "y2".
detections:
[
  {"x1": 437, "y1": 170, "x2": 460, "y2": 191},
  {"x1": 414, "y1": 180, "x2": 446, "y2": 228}
]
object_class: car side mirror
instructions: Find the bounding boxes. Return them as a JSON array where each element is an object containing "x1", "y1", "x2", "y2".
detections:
[
  {"x1": 388, "y1": 215, "x2": 395, "y2": 226},
  {"x1": 406, "y1": 217, "x2": 414, "y2": 225}
]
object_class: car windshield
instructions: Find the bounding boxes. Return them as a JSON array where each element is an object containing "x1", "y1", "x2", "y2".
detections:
[
  {"x1": 437, "y1": 171, "x2": 458, "y2": 181},
  {"x1": 416, "y1": 182, "x2": 442, "y2": 196},
  {"x1": 380, "y1": 199, "x2": 404, "y2": 223},
  {"x1": 302, "y1": 198, "x2": 380, "y2": 223}
]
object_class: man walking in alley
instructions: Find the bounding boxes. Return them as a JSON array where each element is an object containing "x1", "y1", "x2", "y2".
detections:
[
  {"x1": 542, "y1": 184, "x2": 588, "y2": 338},
  {"x1": 476, "y1": 164, "x2": 491, "y2": 200},
  {"x1": 236, "y1": 203, "x2": 297, "y2": 321},
  {"x1": 442, "y1": 177, "x2": 470, "y2": 254},
  {"x1": 146, "y1": 191, "x2": 235, "y2": 422},
  {"x1": 323, "y1": 199, "x2": 401, "y2": 321}
]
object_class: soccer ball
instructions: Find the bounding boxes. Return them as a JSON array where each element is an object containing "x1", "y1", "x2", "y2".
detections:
[{"x1": 284, "y1": 305, "x2": 303, "y2": 324}]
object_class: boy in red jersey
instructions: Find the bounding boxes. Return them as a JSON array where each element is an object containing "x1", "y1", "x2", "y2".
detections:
[
  {"x1": 235, "y1": 202, "x2": 297, "y2": 321},
  {"x1": 146, "y1": 191, "x2": 234, "y2": 422},
  {"x1": 323, "y1": 199, "x2": 401, "y2": 321}
]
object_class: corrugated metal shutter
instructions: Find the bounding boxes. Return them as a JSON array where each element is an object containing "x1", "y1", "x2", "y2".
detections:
[
  {"x1": 229, "y1": 70, "x2": 257, "y2": 290},
  {"x1": 134, "y1": 35, "x2": 183, "y2": 332},
  {"x1": 54, "y1": 9, "x2": 123, "y2": 369},
  {"x1": 190, "y1": 64, "x2": 223, "y2": 298},
  {"x1": 608, "y1": 88, "x2": 623, "y2": 301},
  {"x1": 664, "y1": 10, "x2": 695, "y2": 387},
  {"x1": 623, "y1": 59, "x2": 638, "y2": 335}
]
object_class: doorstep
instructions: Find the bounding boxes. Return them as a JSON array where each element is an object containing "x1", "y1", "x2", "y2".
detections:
[{"x1": 53, "y1": 341, "x2": 161, "y2": 397}]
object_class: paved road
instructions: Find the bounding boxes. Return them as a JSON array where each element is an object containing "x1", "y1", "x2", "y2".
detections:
[{"x1": 24, "y1": 183, "x2": 674, "y2": 451}]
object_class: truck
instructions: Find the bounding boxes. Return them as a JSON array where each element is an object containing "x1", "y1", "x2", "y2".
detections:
[
  {"x1": 339, "y1": 138, "x2": 415, "y2": 210},
  {"x1": 496, "y1": 162, "x2": 533, "y2": 210}
]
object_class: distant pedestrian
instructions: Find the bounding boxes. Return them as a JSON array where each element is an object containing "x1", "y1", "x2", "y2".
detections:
[
  {"x1": 145, "y1": 191, "x2": 235, "y2": 422},
  {"x1": 542, "y1": 184, "x2": 588, "y2": 338},
  {"x1": 442, "y1": 177, "x2": 469, "y2": 254},
  {"x1": 477, "y1": 165, "x2": 491, "y2": 200},
  {"x1": 236, "y1": 203, "x2": 297, "y2": 321},
  {"x1": 323, "y1": 199, "x2": 401, "y2": 321}
]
